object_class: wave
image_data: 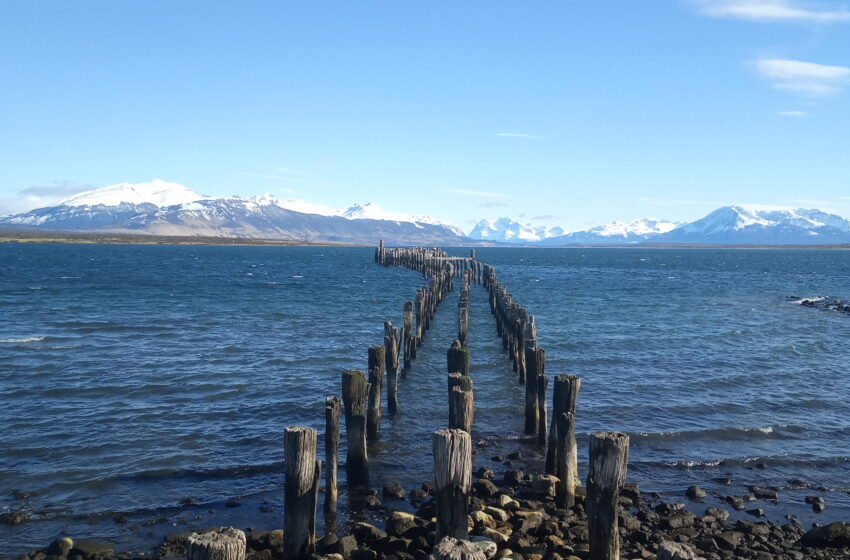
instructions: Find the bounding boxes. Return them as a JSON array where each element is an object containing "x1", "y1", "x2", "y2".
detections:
[
  {"x1": 657, "y1": 454, "x2": 850, "y2": 470},
  {"x1": 628, "y1": 424, "x2": 803, "y2": 443},
  {"x1": 0, "y1": 336, "x2": 45, "y2": 343}
]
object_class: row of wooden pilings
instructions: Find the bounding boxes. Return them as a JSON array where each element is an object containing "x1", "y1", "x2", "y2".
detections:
[{"x1": 272, "y1": 245, "x2": 631, "y2": 560}]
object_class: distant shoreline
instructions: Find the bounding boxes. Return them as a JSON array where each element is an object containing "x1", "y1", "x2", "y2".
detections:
[{"x1": 2, "y1": 230, "x2": 850, "y2": 249}]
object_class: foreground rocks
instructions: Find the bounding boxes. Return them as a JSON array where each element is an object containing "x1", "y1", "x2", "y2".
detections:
[{"x1": 16, "y1": 473, "x2": 850, "y2": 560}]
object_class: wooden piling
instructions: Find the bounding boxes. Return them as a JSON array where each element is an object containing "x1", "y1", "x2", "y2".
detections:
[
  {"x1": 524, "y1": 347, "x2": 545, "y2": 434},
  {"x1": 341, "y1": 369, "x2": 369, "y2": 485},
  {"x1": 555, "y1": 412, "x2": 576, "y2": 508},
  {"x1": 323, "y1": 396, "x2": 341, "y2": 514},
  {"x1": 446, "y1": 340, "x2": 470, "y2": 376},
  {"x1": 587, "y1": 432, "x2": 630, "y2": 560},
  {"x1": 433, "y1": 429, "x2": 472, "y2": 540},
  {"x1": 537, "y1": 374, "x2": 548, "y2": 445},
  {"x1": 384, "y1": 321, "x2": 400, "y2": 413},
  {"x1": 186, "y1": 528, "x2": 246, "y2": 560},
  {"x1": 546, "y1": 374, "x2": 581, "y2": 478},
  {"x1": 403, "y1": 300, "x2": 414, "y2": 369},
  {"x1": 449, "y1": 386, "x2": 474, "y2": 433},
  {"x1": 367, "y1": 346, "x2": 385, "y2": 440},
  {"x1": 284, "y1": 426, "x2": 320, "y2": 560}
]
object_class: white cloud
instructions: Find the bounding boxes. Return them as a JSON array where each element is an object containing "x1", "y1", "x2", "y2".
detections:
[
  {"x1": 756, "y1": 58, "x2": 850, "y2": 95},
  {"x1": 495, "y1": 132, "x2": 545, "y2": 140},
  {"x1": 0, "y1": 181, "x2": 94, "y2": 215},
  {"x1": 695, "y1": 0, "x2": 850, "y2": 23},
  {"x1": 776, "y1": 110, "x2": 809, "y2": 116},
  {"x1": 442, "y1": 188, "x2": 510, "y2": 198}
]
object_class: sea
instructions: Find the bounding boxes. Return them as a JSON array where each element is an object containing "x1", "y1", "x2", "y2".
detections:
[{"x1": 1, "y1": 244, "x2": 849, "y2": 556}]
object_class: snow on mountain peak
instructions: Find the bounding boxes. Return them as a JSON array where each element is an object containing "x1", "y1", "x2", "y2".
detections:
[{"x1": 59, "y1": 179, "x2": 207, "y2": 208}]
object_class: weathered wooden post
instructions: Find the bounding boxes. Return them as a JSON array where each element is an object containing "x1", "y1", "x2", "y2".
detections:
[
  {"x1": 537, "y1": 374, "x2": 548, "y2": 445},
  {"x1": 458, "y1": 306, "x2": 468, "y2": 347},
  {"x1": 284, "y1": 426, "x2": 320, "y2": 560},
  {"x1": 546, "y1": 374, "x2": 581, "y2": 478},
  {"x1": 524, "y1": 347, "x2": 545, "y2": 434},
  {"x1": 587, "y1": 432, "x2": 629, "y2": 560},
  {"x1": 446, "y1": 340, "x2": 470, "y2": 376},
  {"x1": 555, "y1": 412, "x2": 576, "y2": 508},
  {"x1": 433, "y1": 429, "x2": 472, "y2": 540},
  {"x1": 341, "y1": 370, "x2": 369, "y2": 485},
  {"x1": 449, "y1": 386, "x2": 474, "y2": 433},
  {"x1": 367, "y1": 346, "x2": 385, "y2": 440},
  {"x1": 403, "y1": 300, "x2": 414, "y2": 368},
  {"x1": 324, "y1": 396, "x2": 341, "y2": 514},
  {"x1": 186, "y1": 528, "x2": 246, "y2": 560},
  {"x1": 384, "y1": 321, "x2": 400, "y2": 413}
]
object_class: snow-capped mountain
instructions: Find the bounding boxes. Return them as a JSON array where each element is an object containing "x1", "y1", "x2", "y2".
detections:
[
  {"x1": 655, "y1": 205, "x2": 850, "y2": 244},
  {"x1": 469, "y1": 218, "x2": 565, "y2": 243},
  {"x1": 0, "y1": 180, "x2": 467, "y2": 244},
  {"x1": 541, "y1": 218, "x2": 678, "y2": 245}
]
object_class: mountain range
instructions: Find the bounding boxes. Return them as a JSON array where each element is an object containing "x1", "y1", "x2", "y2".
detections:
[{"x1": 2, "y1": 179, "x2": 850, "y2": 245}]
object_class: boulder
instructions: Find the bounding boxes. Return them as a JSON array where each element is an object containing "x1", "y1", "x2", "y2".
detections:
[
  {"x1": 801, "y1": 522, "x2": 850, "y2": 547},
  {"x1": 387, "y1": 511, "x2": 418, "y2": 538},
  {"x1": 431, "y1": 536, "x2": 487, "y2": 560},
  {"x1": 531, "y1": 475, "x2": 558, "y2": 498},
  {"x1": 69, "y1": 540, "x2": 114, "y2": 559},
  {"x1": 656, "y1": 541, "x2": 698, "y2": 560}
]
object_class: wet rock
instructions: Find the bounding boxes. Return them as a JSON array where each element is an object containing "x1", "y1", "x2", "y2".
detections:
[
  {"x1": 364, "y1": 495, "x2": 382, "y2": 510},
  {"x1": 47, "y1": 537, "x2": 74, "y2": 557},
  {"x1": 225, "y1": 499, "x2": 241, "y2": 508},
  {"x1": 383, "y1": 484, "x2": 406, "y2": 500},
  {"x1": 686, "y1": 486, "x2": 706, "y2": 501},
  {"x1": 498, "y1": 495, "x2": 519, "y2": 511},
  {"x1": 410, "y1": 489, "x2": 428, "y2": 507},
  {"x1": 180, "y1": 497, "x2": 199, "y2": 506},
  {"x1": 70, "y1": 540, "x2": 114, "y2": 559},
  {"x1": 353, "y1": 522, "x2": 387, "y2": 545},
  {"x1": 748, "y1": 486, "x2": 779, "y2": 502},
  {"x1": 801, "y1": 521, "x2": 850, "y2": 547},
  {"x1": 259, "y1": 505, "x2": 273, "y2": 513},
  {"x1": 715, "y1": 532, "x2": 743, "y2": 551},
  {"x1": 503, "y1": 470, "x2": 524, "y2": 488},
  {"x1": 506, "y1": 451, "x2": 522, "y2": 461},
  {"x1": 480, "y1": 528, "x2": 509, "y2": 545},
  {"x1": 421, "y1": 482, "x2": 436, "y2": 494},
  {"x1": 248, "y1": 530, "x2": 283, "y2": 551},
  {"x1": 745, "y1": 508, "x2": 765, "y2": 518},
  {"x1": 664, "y1": 511, "x2": 694, "y2": 530},
  {"x1": 386, "y1": 511, "x2": 417, "y2": 538},
  {"x1": 0, "y1": 510, "x2": 27, "y2": 525},
  {"x1": 473, "y1": 479, "x2": 499, "y2": 498},
  {"x1": 317, "y1": 533, "x2": 339, "y2": 553},
  {"x1": 621, "y1": 482, "x2": 640, "y2": 502},
  {"x1": 483, "y1": 506, "x2": 510, "y2": 522},
  {"x1": 470, "y1": 510, "x2": 497, "y2": 530},
  {"x1": 724, "y1": 496, "x2": 746, "y2": 510},
  {"x1": 338, "y1": 535, "x2": 358, "y2": 559},
  {"x1": 351, "y1": 548, "x2": 378, "y2": 560},
  {"x1": 476, "y1": 468, "x2": 494, "y2": 480}
]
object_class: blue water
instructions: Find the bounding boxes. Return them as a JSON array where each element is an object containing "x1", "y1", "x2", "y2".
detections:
[{"x1": 1, "y1": 245, "x2": 849, "y2": 555}]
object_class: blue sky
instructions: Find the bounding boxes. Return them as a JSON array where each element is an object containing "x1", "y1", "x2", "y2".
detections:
[{"x1": 1, "y1": 1, "x2": 849, "y2": 230}]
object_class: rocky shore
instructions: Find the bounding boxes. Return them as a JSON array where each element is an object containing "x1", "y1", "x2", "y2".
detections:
[{"x1": 11, "y1": 464, "x2": 850, "y2": 560}]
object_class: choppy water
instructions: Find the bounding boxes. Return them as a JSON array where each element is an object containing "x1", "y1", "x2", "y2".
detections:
[{"x1": 1, "y1": 245, "x2": 849, "y2": 555}]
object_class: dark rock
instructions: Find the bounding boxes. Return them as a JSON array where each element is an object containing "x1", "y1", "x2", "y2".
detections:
[
  {"x1": 0, "y1": 510, "x2": 27, "y2": 525},
  {"x1": 621, "y1": 482, "x2": 640, "y2": 502},
  {"x1": 225, "y1": 499, "x2": 241, "y2": 508},
  {"x1": 665, "y1": 512, "x2": 695, "y2": 530},
  {"x1": 813, "y1": 501, "x2": 825, "y2": 513},
  {"x1": 386, "y1": 511, "x2": 417, "y2": 538},
  {"x1": 421, "y1": 481, "x2": 436, "y2": 494},
  {"x1": 338, "y1": 535, "x2": 358, "y2": 559},
  {"x1": 47, "y1": 538, "x2": 74, "y2": 557},
  {"x1": 180, "y1": 497, "x2": 199, "y2": 506},
  {"x1": 353, "y1": 522, "x2": 387, "y2": 545},
  {"x1": 491, "y1": 456, "x2": 504, "y2": 462},
  {"x1": 506, "y1": 451, "x2": 522, "y2": 460},
  {"x1": 715, "y1": 532, "x2": 743, "y2": 551},
  {"x1": 748, "y1": 486, "x2": 779, "y2": 501},
  {"x1": 409, "y1": 489, "x2": 428, "y2": 507},
  {"x1": 805, "y1": 495, "x2": 824, "y2": 504},
  {"x1": 787, "y1": 478, "x2": 811, "y2": 489},
  {"x1": 383, "y1": 484, "x2": 406, "y2": 500},
  {"x1": 503, "y1": 470, "x2": 524, "y2": 488},
  {"x1": 351, "y1": 548, "x2": 378, "y2": 560},
  {"x1": 712, "y1": 477, "x2": 732, "y2": 485},
  {"x1": 70, "y1": 540, "x2": 114, "y2": 559},
  {"x1": 374, "y1": 537, "x2": 412, "y2": 555},
  {"x1": 745, "y1": 508, "x2": 765, "y2": 518},
  {"x1": 259, "y1": 505, "x2": 273, "y2": 513},
  {"x1": 801, "y1": 522, "x2": 850, "y2": 547},
  {"x1": 364, "y1": 495, "x2": 382, "y2": 509},
  {"x1": 686, "y1": 485, "x2": 706, "y2": 500},
  {"x1": 474, "y1": 479, "x2": 499, "y2": 498},
  {"x1": 112, "y1": 514, "x2": 128, "y2": 524},
  {"x1": 476, "y1": 467, "x2": 495, "y2": 480},
  {"x1": 318, "y1": 533, "x2": 340, "y2": 553}
]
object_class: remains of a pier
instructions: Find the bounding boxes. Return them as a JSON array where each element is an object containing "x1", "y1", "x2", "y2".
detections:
[
  {"x1": 278, "y1": 244, "x2": 639, "y2": 560},
  {"x1": 283, "y1": 426, "x2": 320, "y2": 559}
]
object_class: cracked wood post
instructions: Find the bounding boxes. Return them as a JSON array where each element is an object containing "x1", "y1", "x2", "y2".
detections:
[
  {"x1": 284, "y1": 426, "x2": 320, "y2": 560},
  {"x1": 555, "y1": 411, "x2": 576, "y2": 508},
  {"x1": 546, "y1": 374, "x2": 581, "y2": 478},
  {"x1": 384, "y1": 321, "x2": 400, "y2": 413},
  {"x1": 524, "y1": 346, "x2": 545, "y2": 434},
  {"x1": 324, "y1": 396, "x2": 341, "y2": 515},
  {"x1": 186, "y1": 527, "x2": 246, "y2": 560},
  {"x1": 341, "y1": 369, "x2": 369, "y2": 485},
  {"x1": 367, "y1": 345, "x2": 385, "y2": 440},
  {"x1": 403, "y1": 300, "x2": 415, "y2": 367},
  {"x1": 448, "y1": 373, "x2": 474, "y2": 434},
  {"x1": 446, "y1": 340, "x2": 470, "y2": 376},
  {"x1": 587, "y1": 432, "x2": 630, "y2": 560},
  {"x1": 537, "y1": 373, "x2": 548, "y2": 445},
  {"x1": 433, "y1": 429, "x2": 472, "y2": 540}
]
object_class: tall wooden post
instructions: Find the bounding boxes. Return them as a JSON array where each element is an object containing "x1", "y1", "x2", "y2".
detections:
[
  {"x1": 587, "y1": 432, "x2": 629, "y2": 560},
  {"x1": 324, "y1": 396, "x2": 341, "y2": 515},
  {"x1": 446, "y1": 340, "x2": 470, "y2": 375},
  {"x1": 547, "y1": 374, "x2": 581, "y2": 478},
  {"x1": 367, "y1": 346, "x2": 385, "y2": 440},
  {"x1": 537, "y1": 374, "x2": 548, "y2": 445},
  {"x1": 555, "y1": 412, "x2": 576, "y2": 508},
  {"x1": 524, "y1": 347, "x2": 545, "y2": 434},
  {"x1": 403, "y1": 300, "x2": 414, "y2": 369},
  {"x1": 384, "y1": 322, "x2": 400, "y2": 413},
  {"x1": 284, "y1": 426, "x2": 320, "y2": 560},
  {"x1": 449, "y1": 386, "x2": 474, "y2": 433},
  {"x1": 341, "y1": 370, "x2": 369, "y2": 485},
  {"x1": 433, "y1": 429, "x2": 472, "y2": 540}
]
